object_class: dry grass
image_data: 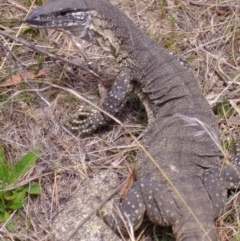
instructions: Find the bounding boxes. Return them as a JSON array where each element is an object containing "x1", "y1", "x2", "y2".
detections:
[{"x1": 0, "y1": 0, "x2": 240, "y2": 240}]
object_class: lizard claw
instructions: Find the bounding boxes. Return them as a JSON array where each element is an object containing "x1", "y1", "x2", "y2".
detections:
[{"x1": 66, "y1": 106, "x2": 106, "y2": 134}]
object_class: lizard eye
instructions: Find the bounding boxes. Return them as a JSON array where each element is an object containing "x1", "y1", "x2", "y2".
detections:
[
  {"x1": 58, "y1": 8, "x2": 77, "y2": 16},
  {"x1": 59, "y1": 10, "x2": 69, "y2": 16}
]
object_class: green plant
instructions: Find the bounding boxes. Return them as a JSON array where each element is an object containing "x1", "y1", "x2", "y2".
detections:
[
  {"x1": 169, "y1": 14, "x2": 176, "y2": 39},
  {"x1": 25, "y1": 0, "x2": 43, "y2": 7},
  {"x1": 217, "y1": 98, "x2": 235, "y2": 118},
  {"x1": 0, "y1": 148, "x2": 41, "y2": 225},
  {"x1": 159, "y1": 0, "x2": 167, "y2": 18},
  {"x1": 153, "y1": 224, "x2": 171, "y2": 241}
]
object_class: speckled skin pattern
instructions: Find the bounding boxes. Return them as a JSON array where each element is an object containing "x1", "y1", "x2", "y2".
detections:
[{"x1": 26, "y1": 1, "x2": 240, "y2": 240}]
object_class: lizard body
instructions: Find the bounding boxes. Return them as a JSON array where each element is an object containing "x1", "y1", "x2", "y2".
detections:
[{"x1": 25, "y1": 1, "x2": 240, "y2": 240}]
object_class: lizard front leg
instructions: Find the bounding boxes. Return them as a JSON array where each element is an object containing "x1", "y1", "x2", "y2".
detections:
[{"x1": 69, "y1": 70, "x2": 133, "y2": 134}]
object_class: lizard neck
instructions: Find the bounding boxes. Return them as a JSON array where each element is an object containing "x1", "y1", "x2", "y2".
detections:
[
  {"x1": 88, "y1": 11, "x2": 121, "y2": 57},
  {"x1": 68, "y1": 10, "x2": 122, "y2": 58}
]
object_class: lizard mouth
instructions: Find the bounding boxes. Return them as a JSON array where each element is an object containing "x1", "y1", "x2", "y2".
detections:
[{"x1": 25, "y1": 9, "x2": 90, "y2": 28}]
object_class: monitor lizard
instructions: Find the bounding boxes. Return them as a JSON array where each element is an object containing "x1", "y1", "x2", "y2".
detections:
[{"x1": 24, "y1": 1, "x2": 240, "y2": 240}]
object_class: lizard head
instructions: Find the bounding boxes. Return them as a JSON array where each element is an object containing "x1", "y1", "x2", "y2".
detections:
[{"x1": 24, "y1": 0, "x2": 93, "y2": 38}]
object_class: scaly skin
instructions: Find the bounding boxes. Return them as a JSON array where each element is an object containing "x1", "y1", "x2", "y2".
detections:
[{"x1": 25, "y1": 1, "x2": 240, "y2": 240}]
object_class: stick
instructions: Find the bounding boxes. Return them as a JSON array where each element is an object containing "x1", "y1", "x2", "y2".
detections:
[{"x1": 0, "y1": 30, "x2": 100, "y2": 78}]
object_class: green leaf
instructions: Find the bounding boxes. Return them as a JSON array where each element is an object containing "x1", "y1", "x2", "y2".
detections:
[
  {"x1": 0, "y1": 147, "x2": 5, "y2": 166},
  {"x1": 6, "y1": 221, "x2": 14, "y2": 232},
  {"x1": 25, "y1": 182, "x2": 41, "y2": 195},
  {"x1": 6, "y1": 200, "x2": 24, "y2": 210},
  {"x1": 0, "y1": 205, "x2": 5, "y2": 213},
  {"x1": 3, "y1": 191, "x2": 16, "y2": 201},
  {"x1": 3, "y1": 211, "x2": 10, "y2": 221},
  {"x1": 0, "y1": 148, "x2": 41, "y2": 216},
  {"x1": 11, "y1": 149, "x2": 39, "y2": 184},
  {"x1": 3, "y1": 189, "x2": 26, "y2": 203},
  {"x1": 0, "y1": 193, "x2": 6, "y2": 212},
  {"x1": 14, "y1": 189, "x2": 26, "y2": 201},
  {"x1": 0, "y1": 166, "x2": 10, "y2": 185},
  {"x1": 0, "y1": 213, "x2": 3, "y2": 222},
  {"x1": 0, "y1": 210, "x2": 9, "y2": 222},
  {"x1": 0, "y1": 148, "x2": 10, "y2": 184}
]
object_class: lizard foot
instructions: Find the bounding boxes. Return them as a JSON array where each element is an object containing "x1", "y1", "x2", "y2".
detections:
[{"x1": 66, "y1": 106, "x2": 107, "y2": 134}]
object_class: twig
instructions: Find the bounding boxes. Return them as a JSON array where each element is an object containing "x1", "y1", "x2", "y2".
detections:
[
  {"x1": 63, "y1": 30, "x2": 91, "y2": 64},
  {"x1": 6, "y1": 0, "x2": 28, "y2": 13},
  {"x1": 211, "y1": 72, "x2": 240, "y2": 105},
  {"x1": 0, "y1": 30, "x2": 100, "y2": 78},
  {"x1": 0, "y1": 0, "x2": 35, "y2": 69},
  {"x1": 189, "y1": 0, "x2": 232, "y2": 8},
  {"x1": 0, "y1": 40, "x2": 51, "y2": 105},
  {"x1": 139, "y1": 0, "x2": 155, "y2": 15},
  {"x1": 66, "y1": 180, "x2": 126, "y2": 241}
]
